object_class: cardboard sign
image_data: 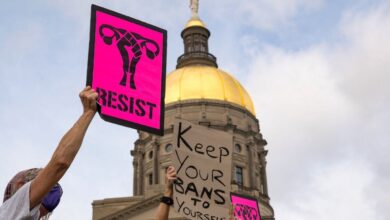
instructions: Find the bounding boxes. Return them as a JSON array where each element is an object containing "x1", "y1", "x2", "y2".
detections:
[
  {"x1": 87, "y1": 5, "x2": 167, "y2": 135},
  {"x1": 172, "y1": 119, "x2": 233, "y2": 220},
  {"x1": 231, "y1": 193, "x2": 261, "y2": 220}
]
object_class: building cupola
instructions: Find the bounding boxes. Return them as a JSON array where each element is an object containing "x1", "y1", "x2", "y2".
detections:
[{"x1": 176, "y1": 0, "x2": 218, "y2": 68}]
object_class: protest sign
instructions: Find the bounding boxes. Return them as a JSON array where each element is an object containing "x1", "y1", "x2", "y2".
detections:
[
  {"x1": 172, "y1": 119, "x2": 233, "y2": 220},
  {"x1": 231, "y1": 193, "x2": 261, "y2": 220},
  {"x1": 87, "y1": 5, "x2": 167, "y2": 135}
]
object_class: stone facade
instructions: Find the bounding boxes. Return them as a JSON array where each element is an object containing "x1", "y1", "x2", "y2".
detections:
[
  {"x1": 92, "y1": 100, "x2": 275, "y2": 219},
  {"x1": 92, "y1": 3, "x2": 275, "y2": 219}
]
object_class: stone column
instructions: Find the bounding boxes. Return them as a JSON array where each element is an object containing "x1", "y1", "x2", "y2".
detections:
[
  {"x1": 140, "y1": 152, "x2": 145, "y2": 195},
  {"x1": 131, "y1": 148, "x2": 140, "y2": 195},
  {"x1": 152, "y1": 142, "x2": 160, "y2": 184},
  {"x1": 132, "y1": 160, "x2": 138, "y2": 195},
  {"x1": 260, "y1": 151, "x2": 269, "y2": 196},
  {"x1": 246, "y1": 145, "x2": 254, "y2": 189}
]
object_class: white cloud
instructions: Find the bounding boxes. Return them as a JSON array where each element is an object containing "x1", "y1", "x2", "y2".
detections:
[
  {"x1": 203, "y1": 0, "x2": 323, "y2": 30},
  {"x1": 276, "y1": 158, "x2": 377, "y2": 220},
  {"x1": 239, "y1": 0, "x2": 323, "y2": 30},
  {"x1": 335, "y1": 4, "x2": 390, "y2": 111},
  {"x1": 245, "y1": 3, "x2": 390, "y2": 218}
]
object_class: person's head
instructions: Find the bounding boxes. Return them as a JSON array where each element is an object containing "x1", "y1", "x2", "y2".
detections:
[{"x1": 3, "y1": 168, "x2": 63, "y2": 219}]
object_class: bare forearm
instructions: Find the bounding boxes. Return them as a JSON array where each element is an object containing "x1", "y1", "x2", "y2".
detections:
[
  {"x1": 155, "y1": 189, "x2": 173, "y2": 220},
  {"x1": 50, "y1": 110, "x2": 95, "y2": 176},
  {"x1": 155, "y1": 203, "x2": 170, "y2": 220},
  {"x1": 30, "y1": 111, "x2": 95, "y2": 208}
]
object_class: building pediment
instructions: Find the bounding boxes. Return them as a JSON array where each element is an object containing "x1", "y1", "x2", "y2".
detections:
[{"x1": 95, "y1": 194, "x2": 186, "y2": 220}]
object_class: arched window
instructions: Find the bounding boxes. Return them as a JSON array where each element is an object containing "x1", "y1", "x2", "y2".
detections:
[
  {"x1": 234, "y1": 144, "x2": 242, "y2": 153},
  {"x1": 185, "y1": 36, "x2": 193, "y2": 52},
  {"x1": 148, "y1": 173, "x2": 153, "y2": 185},
  {"x1": 235, "y1": 166, "x2": 243, "y2": 187}
]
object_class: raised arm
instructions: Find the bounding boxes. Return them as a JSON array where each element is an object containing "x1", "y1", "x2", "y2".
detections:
[
  {"x1": 29, "y1": 86, "x2": 98, "y2": 209},
  {"x1": 155, "y1": 166, "x2": 177, "y2": 220}
]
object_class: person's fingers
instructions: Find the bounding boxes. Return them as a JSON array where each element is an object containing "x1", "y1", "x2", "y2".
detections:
[
  {"x1": 167, "y1": 174, "x2": 177, "y2": 179},
  {"x1": 165, "y1": 166, "x2": 177, "y2": 186},
  {"x1": 82, "y1": 88, "x2": 97, "y2": 99},
  {"x1": 167, "y1": 178, "x2": 177, "y2": 182},
  {"x1": 166, "y1": 166, "x2": 176, "y2": 176},
  {"x1": 167, "y1": 170, "x2": 176, "y2": 178},
  {"x1": 168, "y1": 170, "x2": 176, "y2": 176},
  {"x1": 79, "y1": 86, "x2": 92, "y2": 97},
  {"x1": 87, "y1": 91, "x2": 98, "y2": 100},
  {"x1": 81, "y1": 86, "x2": 90, "y2": 94},
  {"x1": 168, "y1": 166, "x2": 176, "y2": 173},
  {"x1": 169, "y1": 172, "x2": 177, "y2": 177},
  {"x1": 167, "y1": 168, "x2": 174, "y2": 174},
  {"x1": 83, "y1": 88, "x2": 95, "y2": 95}
]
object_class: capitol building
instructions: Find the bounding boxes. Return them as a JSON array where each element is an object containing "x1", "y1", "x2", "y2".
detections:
[{"x1": 92, "y1": 3, "x2": 275, "y2": 220}]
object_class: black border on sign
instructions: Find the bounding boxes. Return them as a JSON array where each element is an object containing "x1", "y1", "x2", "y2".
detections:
[
  {"x1": 230, "y1": 192, "x2": 262, "y2": 219},
  {"x1": 86, "y1": 4, "x2": 167, "y2": 136}
]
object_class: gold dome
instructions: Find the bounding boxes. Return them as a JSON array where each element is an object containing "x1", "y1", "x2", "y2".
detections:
[
  {"x1": 165, "y1": 66, "x2": 256, "y2": 115},
  {"x1": 185, "y1": 17, "x2": 206, "y2": 28}
]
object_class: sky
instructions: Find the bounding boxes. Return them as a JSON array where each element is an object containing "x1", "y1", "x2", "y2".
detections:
[{"x1": 0, "y1": 0, "x2": 389, "y2": 219}]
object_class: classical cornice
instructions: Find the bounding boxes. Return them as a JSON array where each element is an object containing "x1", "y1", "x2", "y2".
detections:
[
  {"x1": 98, "y1": 194, "x2": 162, "y2": 220},
  {"x1": 165, "y1": 99, "x2": 258, "y2": 122}
]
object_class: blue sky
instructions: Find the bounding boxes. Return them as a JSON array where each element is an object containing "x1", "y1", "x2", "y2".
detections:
[{"x1": 0, "y1": 0, "x2": 389, "y2": 219}]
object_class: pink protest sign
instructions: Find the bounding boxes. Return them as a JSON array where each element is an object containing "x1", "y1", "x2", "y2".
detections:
[
  {"x1": 87, "y1": 5, "x2": 167, "y2": 135},
  {"x1": 231, "y1": 193, "x2": 261, "y2": 220}
]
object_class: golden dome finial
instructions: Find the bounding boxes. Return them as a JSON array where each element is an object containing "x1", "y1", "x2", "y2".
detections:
[
  {"x1": 179, "y1": 0, "x2": 216, "y2": 68},
  {"x1": 169, "y1": 0, "x2": 255, "y2": 115},
  {"x1": 190, "y1": 0, "x2": 199, "y2": 18},
  {"x1": 185, "y1": 0, "x2": 206, "y2": 28}
]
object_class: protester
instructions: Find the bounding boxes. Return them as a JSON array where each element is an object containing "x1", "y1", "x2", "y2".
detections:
[
  {"x1": 0, "y1": 86, "x2": 98, "y2": 220},
  {"x1": 155, "y1": 166, "x2": 177, "y2": 220}
]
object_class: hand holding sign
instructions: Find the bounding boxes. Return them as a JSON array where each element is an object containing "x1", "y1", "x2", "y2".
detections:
[
  {"x1": 79, "y1": 86, "x2": 98, "y2": 114},
  {"x1": 167, "y1": 166, "x2": 177, "y2": 181},
  {"x1": 155, "y1": 166, "x2": 177, "y2": 220},
  {"x1": 165, "y1": 166, "x2": 177, "y2": 196},
  {"x1": 87, "y1": 5, "x2": 167, "y2": 135}
]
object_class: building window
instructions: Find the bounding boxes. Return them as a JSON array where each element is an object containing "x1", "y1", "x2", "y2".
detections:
[
  {"x1": 194, "y1": 34, "x2": 201, "y2": 51},
  {"x1": 234, "y1": 144, "x2": 242, "y2": 153},
  {"x1": 235, "y1": 166, "x2": 243, "y2": 186},
  {"x1": 165, "y1": 144, "x2": 173, "y2": 153},
  {"x1": 259, "y1": 175, "x2": 263, "y2": 194},
  {"x1": 148, "y1": 173, "x2": 153, "y2": 185},
  {"x1": 148, "y1": 151, "x2": 153, "y2": 159},
  {"x1": 185, "y1": 36, "x2": 193, "y2": 53}
]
